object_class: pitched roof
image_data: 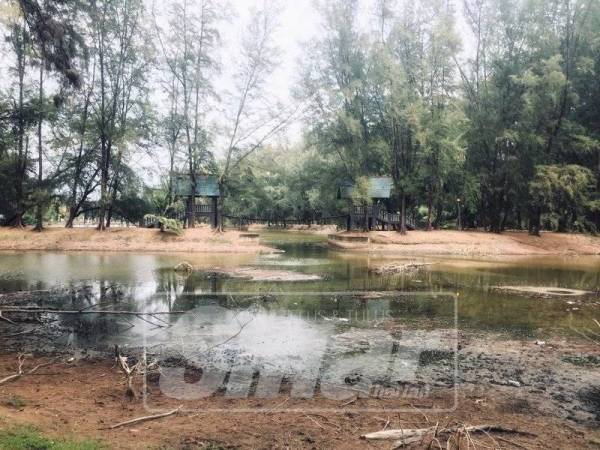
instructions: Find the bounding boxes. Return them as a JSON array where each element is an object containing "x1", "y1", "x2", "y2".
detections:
[
  {"x1": 337, "y1": 176, "x2": 393, "y2": 199},
  {"x1": 173, "y1": 174, "x2": 220, "y2": 197}
]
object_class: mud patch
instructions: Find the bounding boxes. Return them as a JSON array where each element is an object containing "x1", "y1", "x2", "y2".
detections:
[
  {"x1": 563, "y1": 355, "x2": 600, "y2": 367},
  {"x1": 578, "y1": 386, "x2": 600, "y2": 420},
  {"x1": 492, "y1": 285, "x2": 592, "y2": 297},
  {"x1": 201, "y1": 267, "x2": 322, "y2": 281},
  {"x1": 496, "y1": 398, "x2": 534, "y2": 415},
  {"x1": 418, "y1": 349, "x2": 454, "y2": 366},
  {"x1": 370, "y1": 261, "x2": 433, "y2": 275}
]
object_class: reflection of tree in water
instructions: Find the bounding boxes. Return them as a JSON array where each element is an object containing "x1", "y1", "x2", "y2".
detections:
[
  {"x1": 57, "y1": 280, "x2": 131, "y2": 339},
  {"x1": 153, "y1": 268, "x2": 188, "y2": 312}
]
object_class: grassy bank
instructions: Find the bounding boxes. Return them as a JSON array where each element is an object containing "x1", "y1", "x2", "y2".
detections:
[
  {"x1": 0, "y1": 426, "x2": 102, "y2": 450},
  {"x1": 328, "y1": 229, "x2": 600, "y2": 256},
  {"x1": 0, "y1": 227, "x2": 274, "y2": 254}
]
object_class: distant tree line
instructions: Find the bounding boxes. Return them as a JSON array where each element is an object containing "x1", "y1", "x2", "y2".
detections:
[
  {"x1": 284, "y1": 0, "x2": 600, "y2": 234},
  {"x1": 0, "y1": 0, "x2": 598, "y2": 235}
]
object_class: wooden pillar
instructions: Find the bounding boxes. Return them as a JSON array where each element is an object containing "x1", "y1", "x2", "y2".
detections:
[
  {"x1": 347, "y1": 199, "x2": 352, "y2": 231},
  {"x1": 211, "y1": 196, "x2": 218, "y2": 228}
]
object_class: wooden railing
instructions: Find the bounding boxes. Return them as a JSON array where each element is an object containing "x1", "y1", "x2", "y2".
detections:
[
  {"x1": 194, "y1": 204, "x2": 214, "y2": 214},
  {"x1": 351, "y1": 205, "x2": 415, "y2": 229}
]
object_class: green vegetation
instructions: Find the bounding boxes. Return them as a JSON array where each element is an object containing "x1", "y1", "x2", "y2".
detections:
[
  {"x1": 0, "y1": 0, "x2": 598, "y2": 233},
  {"x1": 143, "y1": 214, "x2": 183, "y2": 235},
  {"x1": 1, "y1": 395, "x2": 26, "y2": 409},
  {"x1": 0, "y1": 425, "x2": 103, "y2": 450},
  {"x1": 562, "y1": 355, "x2": 600, "y2": 367}
]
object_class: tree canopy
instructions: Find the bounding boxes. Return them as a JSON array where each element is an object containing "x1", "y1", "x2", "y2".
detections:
[{"x1": 0, "y1": 0, "x2": 598, "y2": 234}]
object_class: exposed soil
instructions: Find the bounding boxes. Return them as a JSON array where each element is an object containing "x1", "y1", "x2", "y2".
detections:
[
  {"x1": 328, "y1": 230, "x2": 600, "y2": 256},
  {"x1": 0, "y1": 227, "x2": 274, "y2": 254},
  {"x1": 1, "y1": 324, "x2": 599, "y2": 449}
]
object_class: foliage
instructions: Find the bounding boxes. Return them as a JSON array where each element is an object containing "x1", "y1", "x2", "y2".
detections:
[
  {"x1": 0, "y1": 0, "x2": 598, "y2": 234},
  {"x1": 529, "y1": 165, "x2": 597, "y2": 232},
  {"x1": 0, "y1": 425, "x2": 103, "y2": 450},
  {"x1": 143, "y1": 214, "x2": 183, "y2": 235}
]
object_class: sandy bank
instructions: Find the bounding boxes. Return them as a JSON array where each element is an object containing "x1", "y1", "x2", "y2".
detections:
[
  {"x1": 0, "y1": 227, "x2": 274, "y2": 254},
  {"x1": 329, "y1": 230, "x2": 600, "y2": 256}
]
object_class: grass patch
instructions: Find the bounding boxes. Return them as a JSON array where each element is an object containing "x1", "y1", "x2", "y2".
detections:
[
  {"x1": 1, "y1": 395, "x2": 26, "y2": 409},
  {"x1": 0, "y1": 426, "x2": 103, "y2": 450},
  {"x1": 562, "y1": 355, "x2": 600, "y2": 367}
]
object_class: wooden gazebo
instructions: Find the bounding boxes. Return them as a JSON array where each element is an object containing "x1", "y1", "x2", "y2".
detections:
[
  {"x1": 337, "y1": 177, "x2": 396, "y2": 231},
  {"x1": 172, "y1": 173, "x2": 220, "y2": 228}
]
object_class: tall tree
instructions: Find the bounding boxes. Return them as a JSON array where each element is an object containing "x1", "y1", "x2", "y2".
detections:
[
  {"x1": 92, "y1": 0, "x2": 152, "y2": 230},
  {"x1": 219, "y1": 2, "x2": 294, "y2": 230},
  {"x1": 153, "y1": 0, "x2": 221, "y2": 228}
]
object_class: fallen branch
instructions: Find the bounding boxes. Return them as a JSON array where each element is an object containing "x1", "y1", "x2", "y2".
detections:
[
  {"x1": 0, "y1": 354, "x2": 58, "y2": 385},
  {"x1": 304, "y1": 414, "x2": 327, "y2": 430},
  {"x1": 361, "y1": 424, "x2": 535, "y2": 448},
  {"x1": 104, "y1": 406, "x2": 182, "y2": 429},
  {"x1": 339, "y1": 396, "x2": 357, "y2": 407},
  {"x1": 0, "y1": 310, "x2": 16, "y2": 324},
  {"x1": 0, "y1": 308, "x2": 184, "y2": 315}
]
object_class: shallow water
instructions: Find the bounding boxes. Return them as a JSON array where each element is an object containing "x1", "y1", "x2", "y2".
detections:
[
  {"x1": 0, "y1": 231, "x2": 598, "y2": 341},
  {"x1": 0, "y1": 231, "x2": 598, "y2": 403}
]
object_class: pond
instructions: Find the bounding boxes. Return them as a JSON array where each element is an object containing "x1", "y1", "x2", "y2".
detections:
[{"x1": 1, "y1": 231, "x2": 598, "y2": 406}]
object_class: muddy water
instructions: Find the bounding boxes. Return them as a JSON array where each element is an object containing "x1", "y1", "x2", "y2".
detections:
[
  {"x1": 0, "y1": 232, "x2": 598, "y2": 343},
  {"x1": 0, "y1": 231, "x2": 599, "y2": 406}
]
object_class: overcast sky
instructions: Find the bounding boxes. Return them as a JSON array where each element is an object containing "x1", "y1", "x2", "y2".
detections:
[
  {"x1": 217, "y1": 0, "x2": 472, "y2": 143},
  {"x1": 146, "y1": 0, "x2": 473, "y2": 183},
  {"x1": 0, "y1": 0, "x2": 473, "y2": 185}
]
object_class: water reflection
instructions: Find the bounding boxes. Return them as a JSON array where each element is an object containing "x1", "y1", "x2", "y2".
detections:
[{"x1": 0, "y1": 237, "x2": 598, "y2": 348}]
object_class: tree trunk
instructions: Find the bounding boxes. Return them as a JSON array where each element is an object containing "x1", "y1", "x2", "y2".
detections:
[
  {"x1": 426, "y1": 193, "x2": 433, "y2": 231},
  {"x1": 34, "y1": 60, "x2": 44, "y2": 232},
  {"x1": 97, "y1": 161, "x2": 108, "y2": 230},
  {"x1": 186, "y1": 195, "x2": 194, "y2": 228},
  {"x1": 12, "y1": 25, "x2": 27, "y2": 229},
  {"x1": 65, "y1": 207, "x2": 77, "y2": 228},
  {"x1": 529, "y1": 207, "x2": 541, "y2": 236},
  {"x1": 216, "y1": 180, "x2": 225, "y2": 232},
  {"x1": 400, "y1": 194, "x2": 407, "y2": 235}
]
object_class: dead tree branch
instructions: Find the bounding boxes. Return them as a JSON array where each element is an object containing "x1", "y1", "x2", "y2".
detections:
[
  {"x1": 0, "y1": 354, "x2": 58, "y2": 385},
  {"x1": 104, "y1": 406, "x2": 182, "y2": 429},
  {"x1": 362, "y1": 424, "x2": 536, "y2": 448},
  {"x1": 115, "y1": 345, "x2": 142, "y2": 399},
  {"x1": 0, "y1": 308, "x2": 183, "y2": 316}
]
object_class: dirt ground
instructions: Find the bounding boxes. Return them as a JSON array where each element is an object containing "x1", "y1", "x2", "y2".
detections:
[
  {"x1": 2, "y1": 227, "x2": 599, "y2": 257},
  {"x1": 329, "y1": 230, "x2": 600, "y2": 256},
  {"x1": 0, "y1": 227, "x2": 273, "y2": 254},
  {"x1": 0, "y1": 333, "x2": 599, "y2": 449}
]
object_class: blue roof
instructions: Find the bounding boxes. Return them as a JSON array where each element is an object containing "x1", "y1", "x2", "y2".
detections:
[
  {"x1": 338, "y1": 177, "x2": 393, "y2": 199},
  {"x1": 173, "y1": 174, "x2": 220, "y2": 197}
]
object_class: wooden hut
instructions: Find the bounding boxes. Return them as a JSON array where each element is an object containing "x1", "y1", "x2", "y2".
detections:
[
  {"x1": 337, "y1": 177, "x2": 395, "y2": 231},
  {"x1": 172, "y1": 173, "x2": 220, "y2": 228}
]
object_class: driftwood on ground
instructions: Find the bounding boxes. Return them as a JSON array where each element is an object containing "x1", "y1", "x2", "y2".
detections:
[
  {"x1": 0, "y1": 310, "x2": 16, "y2": 324},
  {"x1": 104, "y1": 406, "x2": 182, "y2": 429},
  {"x1": 362, "y1": 424, "x2": 536, "y2": 448},
  {"x1": 0, "y1": 354, "x2": 58, "y2": 385},
  {"x1": 0, "y1": 307, "x2": 183, "y2": 315}
]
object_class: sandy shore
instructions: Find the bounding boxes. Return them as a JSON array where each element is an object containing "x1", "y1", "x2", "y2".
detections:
[
  {"x1": 0, "y1": 227, "x2": 274, "y2": 254},
  {"x1": 328, "y1": 230, "x2": 600, "y2": 256}
]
